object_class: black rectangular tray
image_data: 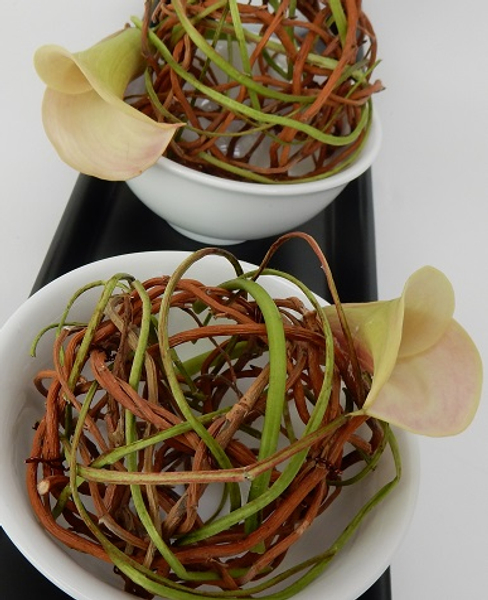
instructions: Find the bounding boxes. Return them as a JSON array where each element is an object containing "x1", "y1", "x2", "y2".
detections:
[{"x1": 0, "y1": 171, "x2": 391, "y2": 599}]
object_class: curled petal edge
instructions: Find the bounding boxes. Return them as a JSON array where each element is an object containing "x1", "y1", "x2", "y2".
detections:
[
  {"x1": 34, "y1": 28, "x2": 182, "y2": 180},
  {"x1": 325, "y1": 266, "x2": 483, "y2": 436}
]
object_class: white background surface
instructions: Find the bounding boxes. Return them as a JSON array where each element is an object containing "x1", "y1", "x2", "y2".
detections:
[{"x1": 1, "y1": 2, "x2": 487, "y2": 598}]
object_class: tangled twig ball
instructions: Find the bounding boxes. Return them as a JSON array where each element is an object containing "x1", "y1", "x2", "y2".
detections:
[{"x1": 129, "y1": 0, "x2": 382, "y2": 182}]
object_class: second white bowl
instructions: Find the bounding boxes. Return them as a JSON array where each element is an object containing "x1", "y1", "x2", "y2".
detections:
[{"x1": 126, "y1": 117, "x2": 382, "y2": 245}]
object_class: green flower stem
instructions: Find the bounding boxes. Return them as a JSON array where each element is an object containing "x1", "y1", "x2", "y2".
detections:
[
  {"x1": 257, "y1": 233, "x2": 366, "y2": 403},
  {"x1": 122, "y1": 280, "x2": 193, "y2": 580},
  {"x1": 228, "y1": 0, "x2": 261, "y2": 110},
  {"x1": 67, "y1": 274, "x2": 134, "y2": 390},
  {"x1": 225, "y1": 432, "x2": 400, "y2": 600},
  {"x1": 179, "y1": 340, "x2": 250, "y2": 378},
  {"x1": 69, "y1": 433, "x2": 248, "y2": 600},
  {"x1": 63, "y1": 372, "x2": 247, "y2": 595},
  {"x1": 49, "y1": 275, "x2": 132, "y2": 436},
  {"x1": 218, "y1": 276, "x2": 286, "y2": 534},
  {"x1": 50, "y1": 380, "x2": 99, "y2": 519},
  {"x1": 142, "y1": 8, "x2": 310, "y2": 107},
  {"x1": 50, "y1": 479, "x2": 74, "y2": 520},
  {"x1": 78, "y1": 413, "x2": 347, "y2": 487},
  {"x1": 258, "y1": 428, "x2": 401, "y2": 600},
  {"x1": 179, "y1": 267, "x2": 336, "y2": 545},
  {"x1": 246, "y1": 266, "x2": 336, "y2": 403},
  {"x1": 62, "y1": 278, "x2": 215, "y2": 584},
  {"x1": 329, "y1": 0, "x2": 348, "y2": 45},
  {"x1": 30, "y1": 321, "x2": 88, "y2": 358},
  {"x1": 201, "y1": 23, "x2": 367, "y2": 82},
  {"x1": 30, "y1": 278, "x2": 130, "y2": 362},
  {"x1": 247, "y1": 267, "x2": 336, "y2": 437},
  {"x1": 133, "y1": 16, "x2": 370, "y2": 148},
  {"x1": 157, "y1": 248, "x2": 245, "y2": 512},
  {"x1": 145, "y1": 67, "x2": 286, "y2": 135},
  {"x1": 90, "y1": 407, "x2": 229, "y2": 469},
  {"x1": 127, "y1": 280, "x2": 152, "y2": 389},
  {"x1": 192, "y1": 87, "x2": 372, "y2": 184},
  {"x1": 156, "y1": 7, "x2": 367, "y2": 83},
  {"x1": 161, "y1": 428, "x2": 401, "y2": 600},
  {"x1": 165, "y1": 0, "x2": 229, "y2": 47}
]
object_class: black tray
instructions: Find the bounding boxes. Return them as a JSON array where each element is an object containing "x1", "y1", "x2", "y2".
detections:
[{"x1": 0, "y1": 171, "x2": 391, "y2": 599}]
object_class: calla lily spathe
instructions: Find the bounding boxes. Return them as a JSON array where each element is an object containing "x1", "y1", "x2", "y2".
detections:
[
  {"x1": 34, "y1": 27, "x2": 182, "y2": 181},
  {"x1": 326, "y1": 266, "x2": 482, "y2": 436}
]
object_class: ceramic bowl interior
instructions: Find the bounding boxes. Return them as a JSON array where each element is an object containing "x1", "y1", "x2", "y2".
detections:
[
  {"x1": 126, "y1": 117, "x2": 381, "y2": 245},
  {"x1": 0, "y1": 251, "x2": 418, "y2": 600}
]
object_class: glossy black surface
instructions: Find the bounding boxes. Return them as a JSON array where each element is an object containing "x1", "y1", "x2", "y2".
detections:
[{"x1": 0, "y1": 171, "x2": 391, "y2": 599}]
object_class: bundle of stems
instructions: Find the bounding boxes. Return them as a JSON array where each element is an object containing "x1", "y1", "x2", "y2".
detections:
[
  {"x1": 27, "y1": 234, "x2": 399, "y2": 599},
  {"x1": 128, "y1": 0, "x2": 382, "y2": 182}
]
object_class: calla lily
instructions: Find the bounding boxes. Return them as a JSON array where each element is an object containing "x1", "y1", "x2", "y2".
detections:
[
  {"x1": 325, "y1": 266, "x2": 483, "y2": 436},
  {"x1": 34, "y1": 27, "x2": 182, "y2": 180}
]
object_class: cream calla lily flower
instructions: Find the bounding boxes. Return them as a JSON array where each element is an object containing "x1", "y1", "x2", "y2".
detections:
[
  {"x1": 325, "y1": 266, "x2": 483, "y2": 436},
  {"x1": 34, "y1": 27, "x2": 182, "y2": 181}
]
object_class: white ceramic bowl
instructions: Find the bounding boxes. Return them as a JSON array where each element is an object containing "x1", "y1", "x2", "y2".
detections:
[
  {"x1": 126, "y1": 117, "x2": 381, "y2": 245},
  {"x1": 0, "y1": 251, "x2": 418, "y2": 600}
]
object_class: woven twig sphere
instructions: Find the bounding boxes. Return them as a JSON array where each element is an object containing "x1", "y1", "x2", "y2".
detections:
[{"x1": 130, "y1": 0, "x2": 382, "y2": 182}]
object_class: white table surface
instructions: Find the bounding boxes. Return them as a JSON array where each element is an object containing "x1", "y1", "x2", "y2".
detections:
[{"x1": 1, "y1": 2, "x2": 487, "y2": 598}]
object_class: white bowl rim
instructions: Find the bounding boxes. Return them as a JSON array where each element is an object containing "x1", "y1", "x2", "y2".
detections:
[{"x1": 150, "y1": 115, "x2": 382, "y2": 194}]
